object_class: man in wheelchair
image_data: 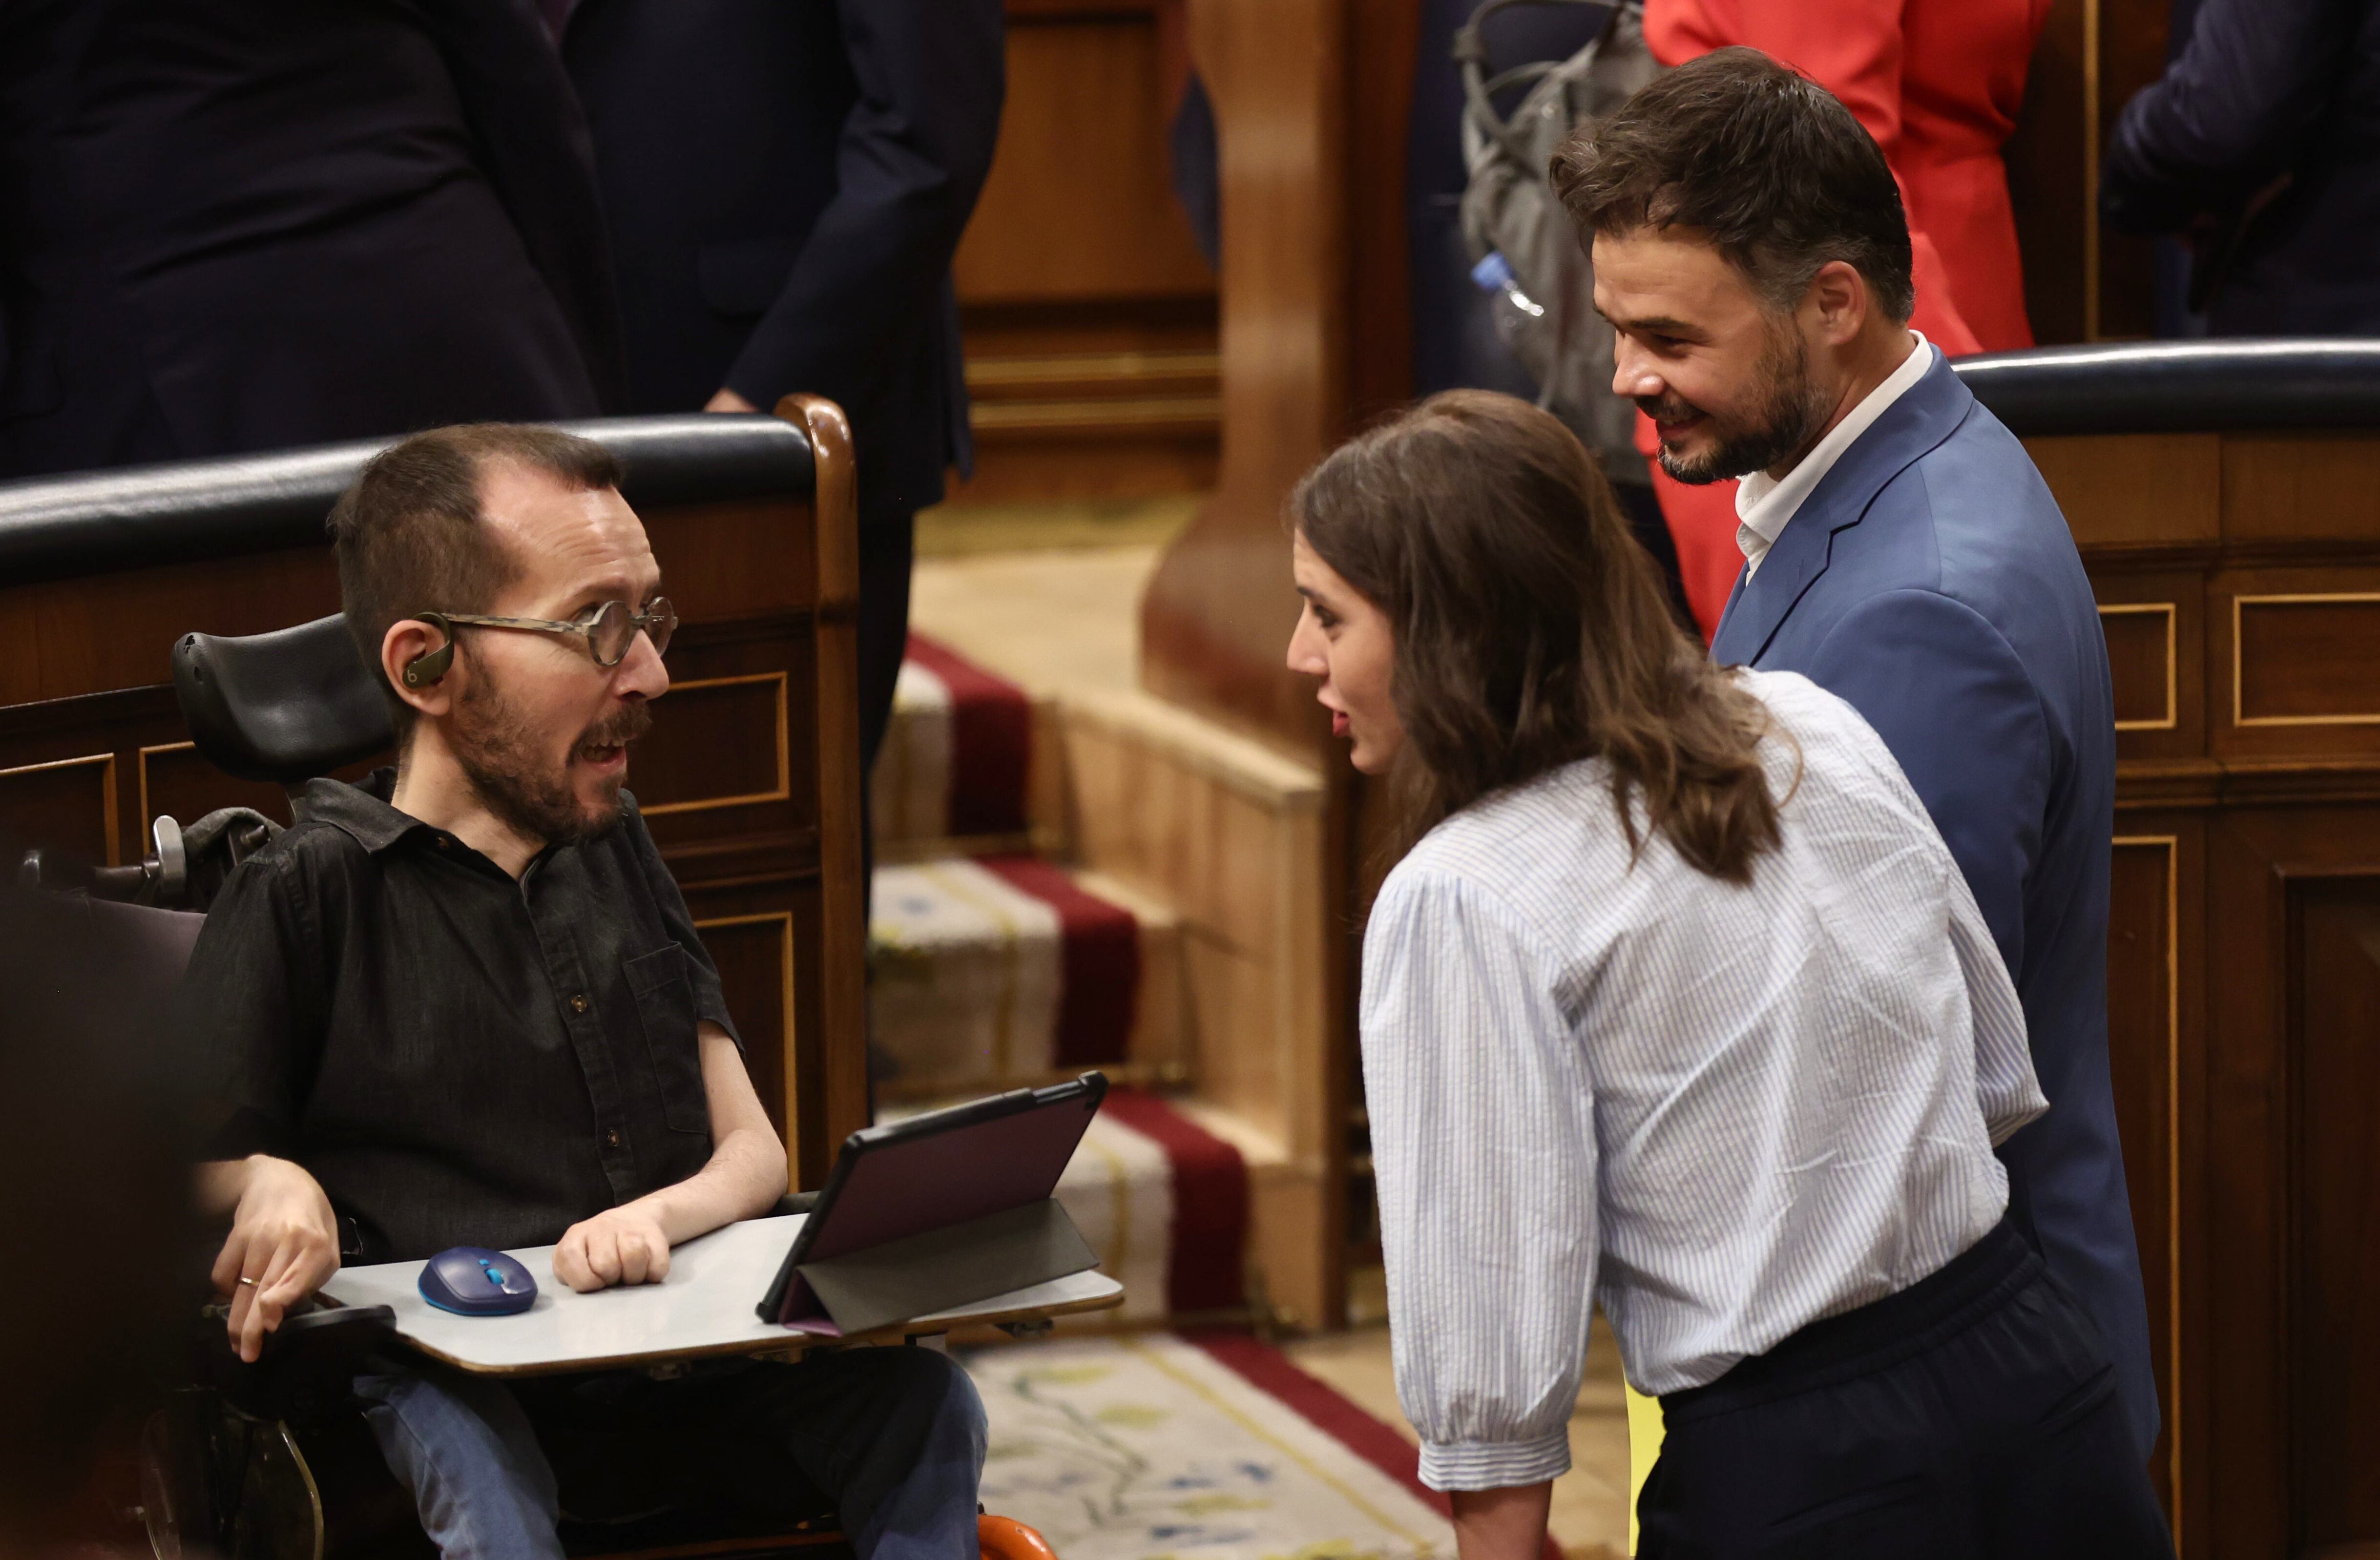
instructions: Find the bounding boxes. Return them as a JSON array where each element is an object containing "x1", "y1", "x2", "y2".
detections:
[{"x1": 182, "y1": 424, "x2": 987, "y2": 1560}]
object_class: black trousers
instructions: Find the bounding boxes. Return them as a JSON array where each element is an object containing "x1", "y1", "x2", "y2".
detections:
[
  {"x1": 1637, "y1": 1221, "x2": 2175, "y2": 1560},
  {"x1": 510, "y1": 1347, "x2": 984, "y2": 1550},
  {"x1": 856, "y1": 509, "x2": 916, "y2": 919}
]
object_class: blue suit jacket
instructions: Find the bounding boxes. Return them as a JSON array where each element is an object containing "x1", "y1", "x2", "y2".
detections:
[{"x1": 1711, "y1": 351, "x2": 2158, "y2": 1457}]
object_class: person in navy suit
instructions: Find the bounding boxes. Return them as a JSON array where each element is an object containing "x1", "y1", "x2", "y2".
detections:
[
  {"x1": 1553, "y1": 49, "x2": 2162, "y2": 1465},
  {"x1": 556, "y1": 0, "x2": 1004, "y2": 783},
  {"x1": 0, "y1": 0, "x2": 623, "y2": 480}
]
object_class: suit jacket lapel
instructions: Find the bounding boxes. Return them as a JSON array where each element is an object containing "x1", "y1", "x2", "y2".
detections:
[
  {"x1": 1709, "y1": 351, "x2": 1976, "y2": 666},
  {"x1": 1716, "y1": 562, "x2": 1748, "y2": 634}
]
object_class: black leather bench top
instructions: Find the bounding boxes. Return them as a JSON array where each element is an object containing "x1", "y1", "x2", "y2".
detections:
[
  {"x1": 1953, "y1": 338, "x2": 2380, "y2": 437},
  {"x1": 0, "y1": 415, "x2": 814, "y2": 588}
]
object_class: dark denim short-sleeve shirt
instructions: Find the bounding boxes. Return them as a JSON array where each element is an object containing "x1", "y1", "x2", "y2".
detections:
[{"x1": 183, "y1": 770, "x2": 738, "y2": 1263}]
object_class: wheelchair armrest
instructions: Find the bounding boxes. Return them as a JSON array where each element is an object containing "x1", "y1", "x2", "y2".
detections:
[{"x1": 200, "y1": 1300, "x2": 397, "y2": 1425}]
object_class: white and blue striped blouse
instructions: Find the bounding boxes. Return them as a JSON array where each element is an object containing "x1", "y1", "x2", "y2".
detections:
[{"x1": 1361, "y1": 668, "x2": 2046, "y2": 1492}]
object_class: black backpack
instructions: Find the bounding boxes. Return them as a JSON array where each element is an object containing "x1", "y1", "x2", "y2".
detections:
[{"x1": 1456, "y1": 0, "x2": 1659, "y2": 479}]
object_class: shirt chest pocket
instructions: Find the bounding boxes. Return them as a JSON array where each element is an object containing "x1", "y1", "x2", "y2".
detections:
[{"x1": 625, "y1": 943, "x2": 709, "y2": 1136}]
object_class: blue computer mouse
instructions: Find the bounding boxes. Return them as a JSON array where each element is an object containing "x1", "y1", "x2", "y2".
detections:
[{"x1": 419, "y1": 1247, "x2": 539, "y2": 1316}]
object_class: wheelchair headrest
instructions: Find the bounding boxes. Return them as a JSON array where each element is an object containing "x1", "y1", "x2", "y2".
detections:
[{"x1": 172, "y1": 616, "x2": 394, "y2": 786}]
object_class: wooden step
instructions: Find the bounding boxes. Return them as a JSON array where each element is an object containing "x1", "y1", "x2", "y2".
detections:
[{"x1": 870, "y1": 856, "x2": 1184, "y2": 1102}]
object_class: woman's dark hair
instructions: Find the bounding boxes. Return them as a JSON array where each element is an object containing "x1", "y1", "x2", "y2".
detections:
[
  {"x1": 1295, "y1": 390, "x2": 1783, "y2": 883},
  {"x1": 1549, "y1": 46, "x2": 1915, "y2": 323}
]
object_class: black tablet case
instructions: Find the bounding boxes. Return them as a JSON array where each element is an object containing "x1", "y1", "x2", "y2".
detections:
[{"x1": 758, "y1": 1073, "x2": 1106, "y2": 1334}]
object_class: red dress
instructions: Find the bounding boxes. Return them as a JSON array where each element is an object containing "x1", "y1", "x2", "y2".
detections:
[{"x1": 1636, "y1": 0, "x2": 2051, "y2": 638}]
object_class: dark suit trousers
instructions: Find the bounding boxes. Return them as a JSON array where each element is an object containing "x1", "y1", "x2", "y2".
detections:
[
  {"x1": 856, "y1": 510, "x2": 917, "y2": 932},
  {"x1": 1637, "y1": 1222, "x2": 2173, "y2": 1560},
  {"x1": 517, "y1": 1347, "x2": 984, "y2": 1555},
  {"x1": 857, "y1": 512, "x2": 918, "y2": 787}
]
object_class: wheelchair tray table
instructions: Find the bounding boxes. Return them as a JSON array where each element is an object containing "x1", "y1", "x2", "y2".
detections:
[{"x1": 317, "y1": 1213, "x2": 1124, "y2": 1376}]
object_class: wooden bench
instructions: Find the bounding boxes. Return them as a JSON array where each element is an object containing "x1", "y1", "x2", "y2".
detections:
[{"x1": 1964, "y1": 340, "x2": 2380, "y2": 1556}]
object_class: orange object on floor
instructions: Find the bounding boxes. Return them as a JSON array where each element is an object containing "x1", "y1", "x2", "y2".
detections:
[{"x1": 979, "y1": 1514, "x2": 1062, "y2": 1560}]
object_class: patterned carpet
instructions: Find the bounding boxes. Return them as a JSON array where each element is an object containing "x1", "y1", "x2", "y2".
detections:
[{"x1": 964, "y1": 1333, "x2": 1457, "y2": 1560}]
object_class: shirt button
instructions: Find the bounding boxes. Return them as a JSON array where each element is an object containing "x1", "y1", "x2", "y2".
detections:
[
  {"x1": 435, "y1": 835, "x2": 450, "y2": 851},
  {"x1": 604, "y1": 1128, "x2": 622, "y2": 1150},
  {"x1": 570, "y1": 994, "x2": 590, "y2": 1014}
]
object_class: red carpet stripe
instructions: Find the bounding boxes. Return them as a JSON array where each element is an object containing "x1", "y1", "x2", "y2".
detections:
[
  {"x1": 902, "y1": 632, "x2": 1032, "y2": 835},
  {"x1": 1098, "y1": 1088, "x2": 1249, "y2": 1315},
  {"x1": 1185, "y1": 1332, "x2": 1565, "y2": 1560},
  {"x1": 979, "y1": 855, "x2": 1141, "y2": 1068}
]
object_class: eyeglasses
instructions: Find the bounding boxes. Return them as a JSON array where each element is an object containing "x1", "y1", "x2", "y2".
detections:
[{"x1": 414, "y1": 598, "x2": 677, "y2": 672}]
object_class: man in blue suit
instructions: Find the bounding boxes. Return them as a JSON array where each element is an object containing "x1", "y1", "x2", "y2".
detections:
[
  {"x1": 1553, "y1": 48, "x2": 2161, "y2": 1462},
  {"x1": 557, "y1": 0, "x2": 1005, "y2": 784}
]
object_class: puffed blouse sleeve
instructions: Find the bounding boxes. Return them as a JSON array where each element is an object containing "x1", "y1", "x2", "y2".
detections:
[{"x1": 1360, "y1": 865, "x2": 1597, "y2": 1492}]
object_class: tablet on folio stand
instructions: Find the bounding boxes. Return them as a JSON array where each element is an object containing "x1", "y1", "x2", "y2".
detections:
[{"x1": 757, "y1": 1072, "x2": 1108, "y2": 1336}]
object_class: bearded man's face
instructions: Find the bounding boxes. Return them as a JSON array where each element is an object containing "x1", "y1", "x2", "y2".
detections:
[
  {"x1": 438, "y1": 462, "x2": 670, "y2": 847},
  {"x1": 452, "y1": 664, "x2": 652, "y2": 846},
  {"x1": 1590, "y1": 227, "x2": 1833, "y2": 484}
]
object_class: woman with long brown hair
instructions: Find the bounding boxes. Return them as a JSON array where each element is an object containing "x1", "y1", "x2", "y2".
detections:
[{"x1": 1286, "y1": 391, "x2": 2171, "y2": 1558}]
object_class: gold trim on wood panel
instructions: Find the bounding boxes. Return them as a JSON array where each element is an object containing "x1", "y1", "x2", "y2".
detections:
[
  {"x1": 0, "y1": 751, "x2": 121, "y2": 866},
  {"x1": 692, "y1": 910, "x2": 799, "y2": 1186},
  {"x1": 2099, "y1": 603, "x2": 2178, "y2": 731},
  {"x1": 640, "y1": 672, "x2": 792, "y2": 816},
  {"x1": 969, "y1": 396, "x2": 1223, "y2": 432},
  {"x1": 2112, "y1": 832, "x2": 2182, "y2": 1544},
  {"x1": 966, "y1": 350, "x2": 1220, "y2": 388},
  {"x1": 2231, "y1": 592, "x2": 2380, "y2": 728},
  {"x1": 136, "y1": 741, "x2": 195, "y2": 833}
]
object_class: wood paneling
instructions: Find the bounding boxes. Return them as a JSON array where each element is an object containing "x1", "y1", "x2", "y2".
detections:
[
  {"x1": 693, "y1": 910, "x2": 798, "y2": 1142},
  {"x1": 138, "y1": 743, "x2": 296, "y2": 831},
  {"x1": 0, "y1": 549, "x2": 338, "y2": 709},
  {"x1": 2004, "y1": 0, "x2": 2088, "y2": 344},
  {"x1": 2104, "y1": 604, "x2": 2177, "y2": 729},
  {"x1": 2290, "y1": 881, "x2": 2380, "y2": 1554},
  {"x1": 1345, "y1": 0, "x2": 1418, "y2": 423},
  {"x1": 2026, "y1": 435, "x2": 2220, "y2": 550},
  {"x1": 2067, "y1": 421, "x2": 2380, "y2": 1554},
  {"x1": 642, "y1": 499, "x2": 814, "y2": 620},
  {"x1": 955, "y1": 338, "x2": 1221, "y2": 503},
  {"x1": 2233, "y1": 595, "x2": 2380, "y2": 727},
  {"x1": 2005, "y1": 0, "x2": 2174, "y2": 343},
  {"x1": 1141, "y1": 0, "x2": 1348, "y2": 740},
  {"x1": 2098, "y1": 571, "x2": 2205, "y2": 765},
  {"x1": 0, "y1": 752, "x2": 117, "y2": 868},
  {"x1": 948, "y1": 4, "x2": 1223, "y2": 504},
  {"x1": 637, "y1": 672, "x2": 790, "y2": 816},
  {"x1": 2212, "y1": 569, "x2": 2380, "y2": 765},
  {"x1": 2222, "y1": 435, "x2": 2380, "y2": 547},
  {"x1": 1057, "y1": 686, "x2": 1336, "y2": 1327},
  {"x1": 2093, "y1": 0, "x2": 2173, "y2": 339},
  {"x1": 956, "y1": 11, "x2": 1213, "y2": 304}
]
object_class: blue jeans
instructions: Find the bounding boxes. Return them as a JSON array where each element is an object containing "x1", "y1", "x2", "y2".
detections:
[{"x1": 356, "y1": 1348, "x2": 987, "y2": 1560}]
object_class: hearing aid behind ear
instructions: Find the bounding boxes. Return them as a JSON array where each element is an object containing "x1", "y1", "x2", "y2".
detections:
[{"x1": 400, "y1": 611, "x2": 455, "y2": 688}]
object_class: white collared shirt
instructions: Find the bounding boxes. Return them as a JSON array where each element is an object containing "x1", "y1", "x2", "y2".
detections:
[
  {"x1": 1361, "y1": 668, "x2": 2043, "y2": 1490},
  {"x1": 1736, "y1": 332, "x2": 1935, "y2": 577}
]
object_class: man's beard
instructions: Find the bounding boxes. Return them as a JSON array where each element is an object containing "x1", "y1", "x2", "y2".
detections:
[
  {"x1": 1640, "y1": 320, "x2": 1832, "y2": 485},
  {"x1": 451, "y1": 674, "x2": 652, "y2": 848}
]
